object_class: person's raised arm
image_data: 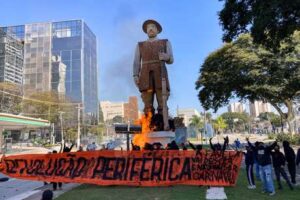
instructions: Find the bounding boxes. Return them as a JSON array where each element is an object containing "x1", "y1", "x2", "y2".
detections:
[
  {"x1": 246, "y1": 137, "x2": 255, "y2": 150},
  {"x1": 69, "y1": 143, "x2": 74, "y2": 152},
  {"x1": 59, "y1": 142, "x2": 64, "y2": 153},
  {"x1": 188, "y1": 141, "x2": 196, "y2": 150},
  {"x1": 209, "y1": 138, "x2": 215, "y2": 151},
  {"x1": 267, "y1": 141, "x2": 277, "y2": 151},
  {"x1": 222, "y1": 136, "x2": 229, "y2": 152}
]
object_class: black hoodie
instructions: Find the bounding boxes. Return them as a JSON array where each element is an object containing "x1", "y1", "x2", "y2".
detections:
[
  {"x1": 271, "y1": 150, "x2": 286, "y2": 168},
  {"x1": 283, "y1": 141, "x2": 295, "y2": 163},
  {"x1": 248, "y1": 141, "x2": 277, "y2": 166}
]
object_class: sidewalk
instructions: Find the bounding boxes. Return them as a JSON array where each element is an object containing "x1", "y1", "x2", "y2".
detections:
[{"x1": 23, "y1": 183, "x2": 80, "y2": 200}]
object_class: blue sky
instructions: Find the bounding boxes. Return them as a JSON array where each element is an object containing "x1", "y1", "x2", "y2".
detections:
[{"x1": 0, "y1": 0, "x2": 230, "y2": 116}]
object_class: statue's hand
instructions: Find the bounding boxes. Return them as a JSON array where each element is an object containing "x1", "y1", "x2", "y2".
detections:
[
  {"x1": 159, "y1": 52, "x2": 169, "y2": 61},
  {"x1": 134, "y1": 76, "x2": 139, "y2": 87}
]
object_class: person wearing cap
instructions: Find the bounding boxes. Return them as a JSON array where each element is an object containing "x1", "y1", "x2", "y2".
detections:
[{"x1": 133, "y1": 19, "x2": 174, "y2": 116}]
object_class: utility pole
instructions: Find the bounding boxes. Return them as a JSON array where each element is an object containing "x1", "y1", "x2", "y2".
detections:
[
  {"x1": 76, "y1": 103, "x2": 83, "y2": 149},
  {"x1": 204, "y1": 110, "x2": 207, "y2": 144},
  {"x1": 50, "y1": 123, "x2": 55, "y2": 144},
  {"x1": 59, "y1": 111, "x2": 65, "y2": 144}
]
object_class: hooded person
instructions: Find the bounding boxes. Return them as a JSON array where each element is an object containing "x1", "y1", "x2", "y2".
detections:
[
  {"x1": 271, "y1": 145, "x2": 293, "y2": 190},
  {"x1": 282, "y1": 141, "x2": 296, "y2": 184},
  {"x1": 244, "y1": 145, "x2": 256, "y2": 189},
  {"x1": 247, "y1": 138, "x2": 277, "y2": 196}
]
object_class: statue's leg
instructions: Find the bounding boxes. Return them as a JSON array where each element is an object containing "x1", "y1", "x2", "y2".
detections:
[
  {"x1": 156, "y1": 89, "x2": 169, "y2": 114},
  {"x1": 141, "y1": 90, "x2": 154, "y2": 115}
]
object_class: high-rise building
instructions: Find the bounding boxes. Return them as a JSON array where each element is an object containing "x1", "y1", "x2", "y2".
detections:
[
  {"x1": 249, "y1": 101, "x2": 272, "y2": 117},
  {"x1": 0, "y1": 29, "x2": 23, "y2": 84},
  {"x1": 124, "y1": 96, "x2": 139, "y2": 123},
  {"x1": 228, "y1": 102, "x2": 244, "y2": 113},
  {"x1": 177, "y1": 108, "x2": 201, "y2": 126},
  {"x1": 0, "y1": 20, "x2": 98, "y2": 120}
]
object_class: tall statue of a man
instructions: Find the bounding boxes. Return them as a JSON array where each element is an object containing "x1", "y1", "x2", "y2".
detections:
[{"x1": 133, "y1": 19, "x2": 174, "y2": 121}]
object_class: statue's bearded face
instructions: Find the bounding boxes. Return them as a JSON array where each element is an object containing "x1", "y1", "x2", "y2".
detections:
[{"x1": 146, "y1": 23, "x2": 158, "y2": 38}]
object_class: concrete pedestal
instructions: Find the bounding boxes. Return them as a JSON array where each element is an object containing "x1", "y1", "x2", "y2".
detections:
[
  {"x1": 145, "y1": 131, "x2": 175, "y2": 146},
  {"x1": 206, "y1": 187, "x2": 227, "y2": 200}
]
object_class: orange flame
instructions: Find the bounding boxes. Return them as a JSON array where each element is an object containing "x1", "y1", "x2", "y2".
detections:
[{"x1": 132, "y1": 112, "x2": 152, "y2": 148}]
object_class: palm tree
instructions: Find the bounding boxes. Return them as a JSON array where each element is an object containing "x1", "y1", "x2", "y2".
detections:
[
  {"x1": 213, "y1": 116, "x2": 227, "y2": 134},
  {"x1": 189, "y1": 115, "x2": 204, "y2": 140}
]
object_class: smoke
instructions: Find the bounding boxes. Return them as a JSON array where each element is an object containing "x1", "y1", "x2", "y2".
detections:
[{"x1": 101, "y1": 5, "x2": 145, "y2": 103}]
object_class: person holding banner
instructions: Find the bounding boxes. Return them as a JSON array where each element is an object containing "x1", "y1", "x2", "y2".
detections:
[{"x1": 51, "y1": 150, "x2": 62, "y2": 191}]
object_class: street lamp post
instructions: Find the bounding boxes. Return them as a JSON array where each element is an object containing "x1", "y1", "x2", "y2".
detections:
[
  {"x1": 76, "y1": 103, "x2": 84, "y2": 149},
  {"x1": 59, "y1": 111, "x2": 65, "y2": 144}
]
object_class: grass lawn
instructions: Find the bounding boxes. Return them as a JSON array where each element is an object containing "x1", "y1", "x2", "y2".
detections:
[{"x1": 57, "y1": 170, "x2": 300, "y2": 200}]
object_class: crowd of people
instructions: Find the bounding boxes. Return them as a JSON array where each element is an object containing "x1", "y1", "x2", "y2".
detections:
[
  {"x1": 37, "y1": 136, "x2": 300, "y2": 199},
  {"x1": 244, "y1": 138, "x2": 300, "y2": 196}
]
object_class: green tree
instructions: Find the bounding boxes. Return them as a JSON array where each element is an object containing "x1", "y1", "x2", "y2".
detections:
[
  {"x1": 219, "y1": 0, "x2": 300, "y2": 51},
  {"x1": 0, "y1": 82, "x2": 22, "y2": 114},
  {"x1": 65, "y1": 127, "x2": 77, "y2": 142},
  {"x1": 213, "y1": 116, "x2": 228, "y2": 133},
  {"x1": 22, "y1": 91, "x2": 77, "y2": 125},
  {"x1": 189, "y1": 115, "x2": 204, "y2": 139},
  {"x1": 88, "y1": 123, "x2": 105, "y2": 142},
  {"x1": 221, "y1": 112, "x2": 250, "y2": 132},
  {"x1": 202, "y1": 112, "x2": 212, "y2": 123},
  {"x1": 99, "y1": 105, "x2": 104, "y2": 123},
  {"x1": 112, "y1": 115, "x2": 123, "y2": 124},
  {"x1": 258, "y1": 112, "x2": 281, "y2": 127},
  {"x1": 196, "y1": 32, "x2": 300, "y2": 133}
]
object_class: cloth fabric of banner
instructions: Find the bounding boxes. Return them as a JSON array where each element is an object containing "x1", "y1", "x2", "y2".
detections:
[{"x1": 0, "y1": 150, "x2": 242, "y2": 186}]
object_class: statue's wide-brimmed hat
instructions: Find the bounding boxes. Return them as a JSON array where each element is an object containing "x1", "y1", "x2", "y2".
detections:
[{"x1": 142, "y1": 19, "x2": 162, "y2": 33}]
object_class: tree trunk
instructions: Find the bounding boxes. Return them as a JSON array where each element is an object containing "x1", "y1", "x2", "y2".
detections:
[
  {"x1": 284, "y1": 100, "x2": 295, "y2": 134},
  {"x1": 270, "y1": 100, "x2": 295, "y2": 134}
]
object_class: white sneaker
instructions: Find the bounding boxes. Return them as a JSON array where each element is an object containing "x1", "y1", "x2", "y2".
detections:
[
  {"x1": 247, "y1": 185, "x2": 256, "y2": 189},
  {"x1": 269, "y1": 191, "x2": 276, "y2": 196}
]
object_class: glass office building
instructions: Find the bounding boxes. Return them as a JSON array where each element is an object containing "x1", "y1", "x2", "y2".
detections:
[
  {"x1": 0, "y1": 20, "x2": 99, "y2": 121},
  {"x1": 0, "y1": 29, "x2": 23, "y2": 84}
]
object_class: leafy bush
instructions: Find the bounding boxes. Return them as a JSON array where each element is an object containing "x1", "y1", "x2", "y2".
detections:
[
  {"x1": 268, "y1": 133, "x2": 276, "y2": 140},
  {"x1": 275, "y1": 133, "x2": 300, "y2": 145}
]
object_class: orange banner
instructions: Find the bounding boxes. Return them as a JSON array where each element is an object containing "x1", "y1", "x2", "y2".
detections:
[{"x1": 0, "y1": 150, "x2": 242, "y2": 186}]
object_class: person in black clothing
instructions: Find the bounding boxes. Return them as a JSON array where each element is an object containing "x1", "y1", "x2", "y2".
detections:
[
  {"x1": 153, "y1": 142, "x2": 164, "y2": 150},
  {"x1": 244, "y1": 145, "x2": 256, "y2": 189},
  {"x1": 166, "y1": 141, "x2": 179, "y2": 150},
  {"x1": 282, "y1": 141, "x2": 296, "y2": 184},
  {"x1": 131, "y1": 140, "x2": 141, "y2": 151},
  {"x1": 181, "y1": 143, "x2": 188, "y2": 150},
  {"x1": 41, "y1": 190, "x2": 53, "y2": 200},
  {"x1": 253, "y1": 141, "x2": 261, "y2": 181},
  {"x1": 144, "y1": 143, "x2": 154, "y2": 150},
  {"x1": 296, "y1": 147, "x2": 300, "y2": 166},
  {"x1": 209, "y1": 136, "x2": 229, "y2": 152},
  {"x1": 60, "y1": 142, "x2": 74, "y2": 153},
  {"x1": 247, "y1": 138, "x2": 277, "y2": 195},
  {"x1": 188, "y1": 141, "x2": 202, "y2": 151},
  {"x1": 271, "y1": 145, "x2": 293, "y2": 190},
  {"x1": 51, "y1": 150, "x2": 62, "y2": 191}
]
